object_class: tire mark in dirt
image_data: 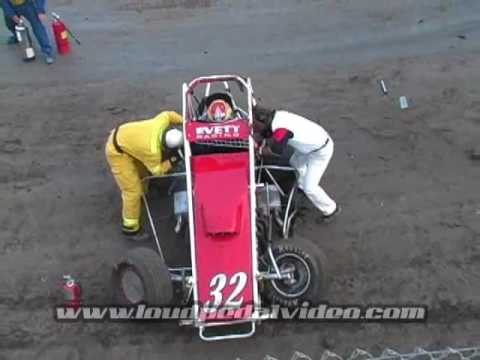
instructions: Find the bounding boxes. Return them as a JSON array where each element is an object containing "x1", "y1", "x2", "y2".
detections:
[
  {"x1": 0, "y1": 139, "x2": 25, "y2": 154},
  {"x1": 118, "y1": 0, "x2": 216, "y2": 11},
  {"x1": 0, "y1": 170, "x2": 48, "y2": 190},
  {"x1": 34, "y1": 337, "x2": 107, "y2": 360}
]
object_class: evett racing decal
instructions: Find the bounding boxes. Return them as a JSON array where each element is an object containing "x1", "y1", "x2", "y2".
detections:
[
  {"x1": 186, "y1": 120, "x2": 250, "y2": 141},
  {"x1": 195, "y1": 125, "x2": 241, "y2": 140}
]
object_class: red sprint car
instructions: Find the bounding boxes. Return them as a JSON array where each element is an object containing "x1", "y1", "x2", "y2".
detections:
[{"x1": 112, "y1": 75, "x2": 328, "y2": 341}]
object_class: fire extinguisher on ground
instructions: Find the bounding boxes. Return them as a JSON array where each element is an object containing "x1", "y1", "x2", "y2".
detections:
[
  {"x1": 62, "y1": 274, "x2": 82, "y2": 309},
  {"x1": 51, "y1": 12, "x2": 81, "y2": 55},
  {"x1": 15, "y1": 19, "x2": 36, "y2": 61},
  {"x1": 52, "y1": 14, "x2": 70, "y2": 55}
]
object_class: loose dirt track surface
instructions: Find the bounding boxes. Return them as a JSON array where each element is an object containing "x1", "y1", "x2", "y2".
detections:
[{"x1": 1, "y1": 0, "x2": 480, "y2": 359}]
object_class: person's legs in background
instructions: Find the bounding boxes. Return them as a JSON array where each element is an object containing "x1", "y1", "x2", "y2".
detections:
[
  {"x1": 16, "y1": 2, "x2": 54, "y2": 62},
  {"x1": 2, "y1": 6, "x2": 17, "y2": 44}
]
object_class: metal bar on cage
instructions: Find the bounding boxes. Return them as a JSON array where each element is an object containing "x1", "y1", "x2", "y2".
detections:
[
  {"x1": 142, "y1": 194, "x2": 165, "y2": 262},
  {"x1": 263, "y1": 168, "x2": 286, "y2": 197}
]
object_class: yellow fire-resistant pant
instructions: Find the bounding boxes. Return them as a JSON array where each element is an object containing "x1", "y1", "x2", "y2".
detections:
[{"x1": 105, "y1": 132, "x2": 149, "y2": 231}]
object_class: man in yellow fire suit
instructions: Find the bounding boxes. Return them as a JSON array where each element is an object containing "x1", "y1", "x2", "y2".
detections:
[{"x1": 105, "y1": 111, "x2": 184, "y2": 235}]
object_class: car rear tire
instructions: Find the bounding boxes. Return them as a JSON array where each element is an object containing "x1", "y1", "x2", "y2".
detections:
[
  {"x1": 112, "y1": 247, "x2": 173, "y2": 305},
  {"x1": 264, "y1": 238, "x2": 328, "y2": 307}
]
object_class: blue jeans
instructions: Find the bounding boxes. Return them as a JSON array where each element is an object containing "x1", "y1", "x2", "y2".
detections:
[{"x1": 8, "y1": 1, "x2": 53, "y2": 56}]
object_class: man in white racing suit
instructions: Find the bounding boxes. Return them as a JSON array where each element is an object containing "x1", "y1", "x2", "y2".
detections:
[{"x1": 253, "y1": 106, "x2": 340, "y2": 220}]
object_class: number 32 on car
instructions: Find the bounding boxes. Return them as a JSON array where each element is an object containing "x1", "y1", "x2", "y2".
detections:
[{"x1": 204, "y1": 272, "x2": 248, "y2": 310}]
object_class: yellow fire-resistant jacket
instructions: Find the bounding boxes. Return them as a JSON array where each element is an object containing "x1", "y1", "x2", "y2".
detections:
[{"x1": 115, "y1": 111, "x2": 183, "y2": 175}]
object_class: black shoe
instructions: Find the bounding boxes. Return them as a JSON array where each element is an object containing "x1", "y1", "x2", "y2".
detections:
[
  {"x1": 122, "y1": 224, "x2": 139, "y2": 235},
  {"x1": 122, "y1": 225, "x2": 151, "y2": 242},
  {"x1": 122, "y1": 230, "x2": 151, "y2": 242},
  {"x1": 317, "y1": 205, "x2": 342, "y2": 223}
]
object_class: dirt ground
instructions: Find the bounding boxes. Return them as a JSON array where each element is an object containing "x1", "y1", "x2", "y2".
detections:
[{"x1": 0, "y1": 0, "x2": 479, "y2": 359}]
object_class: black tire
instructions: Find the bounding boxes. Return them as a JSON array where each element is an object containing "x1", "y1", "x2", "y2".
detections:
[
  {"x1": 112, "y1": 247, "x2": 173, "y2": 305},
  {"x1": 264, "y1": 238, "x2": 328, "y2": 307}
]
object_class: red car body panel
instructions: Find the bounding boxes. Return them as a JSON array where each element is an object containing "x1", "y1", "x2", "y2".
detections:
[{"x1": 191, "y1": 152, "x2": 254, "y2": 321}]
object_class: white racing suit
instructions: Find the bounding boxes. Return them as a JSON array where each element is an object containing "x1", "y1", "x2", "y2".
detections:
[{"x1": 270, "y1": 111, "x2": 337, "y2": 216}]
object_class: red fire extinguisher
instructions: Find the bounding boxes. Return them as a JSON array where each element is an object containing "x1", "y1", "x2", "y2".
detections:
[
  {"x1": 62, "y1": 275, "x2": 82, "y2": 309},
  {"x1": 52, "y1": 15, "x2": 70, "y2": 55}
]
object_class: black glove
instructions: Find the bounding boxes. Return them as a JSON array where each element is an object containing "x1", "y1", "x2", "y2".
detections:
[
  {"x1": 169, "y1": 156, "x2": 185, "y2": 173},
  {"x1": 170, "y1": 156, "x2": 179, "y2": 166}
]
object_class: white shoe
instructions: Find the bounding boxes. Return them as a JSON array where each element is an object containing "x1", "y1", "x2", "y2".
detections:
[{"x1": 45, "y1": 56, "x2": 55, "y2": 65}]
